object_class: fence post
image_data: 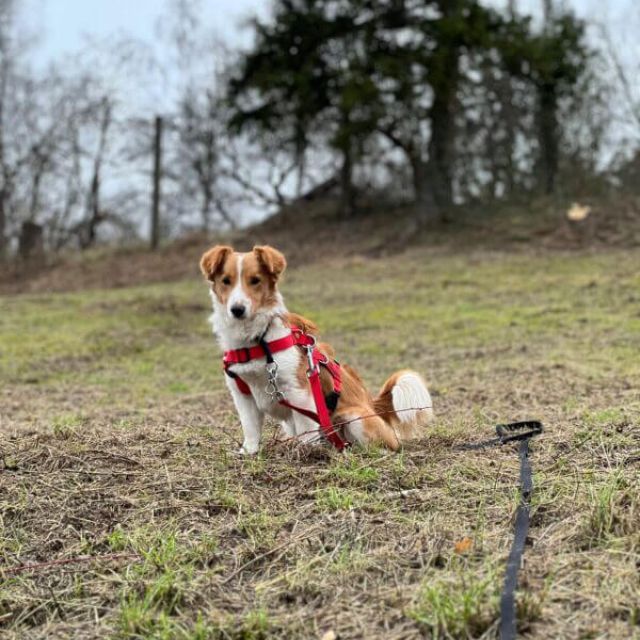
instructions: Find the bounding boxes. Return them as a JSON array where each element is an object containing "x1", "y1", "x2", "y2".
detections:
[{"x1": 150, "y1": 115, "x2": 163, "y2": 251}]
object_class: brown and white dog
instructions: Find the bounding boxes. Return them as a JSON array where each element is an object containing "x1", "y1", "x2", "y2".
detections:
[{"x1": 200, "y1": 245, "x2": 433, "y2": 454}]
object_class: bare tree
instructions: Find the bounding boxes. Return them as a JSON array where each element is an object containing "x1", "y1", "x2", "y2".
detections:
[
  {"x1": 177, "y1": 89, "x2": 236, "y2": 231},
  {"x1": 161, "y1": 0, "x2": 284, "y2": 232},
  {"x1": 0, "y1": 0, "x2": 17, "y2": 257},
  {"x1": 79, "y1": 96, "x2": 113, "y2": 248},
  {"x1": 600, "y1": 26, "x2": 640, "y2": 130}
]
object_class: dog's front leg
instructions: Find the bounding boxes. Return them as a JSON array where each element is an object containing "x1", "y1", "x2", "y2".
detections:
[
  {"x1": 288, "y1": 389, "x2": 322, "y2": 444},
  {"x1": 229, "y1": 384, "x2": 264, "y2": 455}
]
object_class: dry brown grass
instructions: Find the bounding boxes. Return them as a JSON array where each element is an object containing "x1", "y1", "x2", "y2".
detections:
[
  {"x1": 2, "y1": 193, "x2": 639, "y2": 297},
  {"x1": 1, "y1": 246, "x2": 639, "y2": 639}
]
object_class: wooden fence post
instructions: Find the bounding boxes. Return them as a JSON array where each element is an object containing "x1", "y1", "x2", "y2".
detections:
[{"x1": 150, "y1": 115, "x2": 163, "y2": 250}]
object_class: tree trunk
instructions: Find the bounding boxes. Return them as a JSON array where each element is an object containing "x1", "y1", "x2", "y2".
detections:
[
  {"x1": 411, "y1": 156, "x2": 440, "y2": 223},
  {"x1": 201, "y1": 187, "x2": 212, "y2": 233},
  {"x1": 296, "y1": 149, "x2": 306, "y2": 198},
  {"x1": 200, "y1": 128, "x2": 215, "y2": 233},
  {"x1": 150, "y1": 115, "x2": 163, "y2": 250},
  {"x1": 538, "y1": 84, "x2": 558, "y2": 194},
  {"x1": 82, "y1": 172, "x2": 100, "y2": 248},
  {"x1": 340, "y1": 144, "x2": 355, "y2": 216},
  {"x1": 0, "y1": 186, "x2": 7, "y2": 262},
  {"x1": 81, "y1": 98, "x2": 112, "y2": 249},
  {"x1": 19, "y1": 221, "x2": 44, "y2": 261},
  {"x1": 422, "y1": 0, "x2": 462, "y2": 218},
  {"x1": 0, "y1": 192, "x2": 6, "y2": 260},
  {"x1": 426, "y1": 80, "x2": 457, "y2": 212}
]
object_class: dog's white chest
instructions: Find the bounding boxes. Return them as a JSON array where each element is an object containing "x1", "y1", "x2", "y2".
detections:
[{"x1": 211, "y1": 300, "x2": 313, "y2": 422}]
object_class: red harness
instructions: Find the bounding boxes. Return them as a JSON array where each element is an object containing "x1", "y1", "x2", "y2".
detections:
[{"x1": 222, "y1": 327, "x2": 349, "y2": 450}]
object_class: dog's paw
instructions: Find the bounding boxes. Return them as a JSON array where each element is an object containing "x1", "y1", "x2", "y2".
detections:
[{"x1": 238, "y1": 441, "x2": 260, "y2": 455}]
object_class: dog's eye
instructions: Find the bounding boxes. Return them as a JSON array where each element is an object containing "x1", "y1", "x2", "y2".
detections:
[
  {"x1": 249, "y1": 276, "x2": 261, "y2": 286},
  {"x1": 221, "y1": 276, "x2": 231, "y2": 286}
]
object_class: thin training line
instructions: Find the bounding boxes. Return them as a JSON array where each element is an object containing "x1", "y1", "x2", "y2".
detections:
[{"x1": 274, "y1": 405, "x2": 433, "y2": 446}]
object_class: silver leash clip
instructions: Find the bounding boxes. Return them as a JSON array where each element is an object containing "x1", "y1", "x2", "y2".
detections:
[
  {"x1": 265, "y1": 361, "x2": 285, "y2": 402},
  {"x1": 305, "y1": 335, "x2": 318, "y2": 378}
]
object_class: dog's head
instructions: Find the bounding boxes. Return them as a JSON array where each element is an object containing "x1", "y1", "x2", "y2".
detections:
[{"x1": 200, "y1": 245, "x2": 287, "y2": 321}]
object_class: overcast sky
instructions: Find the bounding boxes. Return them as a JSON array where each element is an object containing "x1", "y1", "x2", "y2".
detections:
[
  {"x1": 28, "y1": 0, "x2": 266, "y2": 61},
  {"x1": 15, "y1": 0, "x2": 636, "y2": 140},
  {"x1": 13, "y1": 0, "x2": 637, "y2": 139},
  {"x1": 14, "y1": 0, "x2": 637, "y2": 121},
  {"x1": 23, "y1": 0, "x2": 635, "y2": 66}
]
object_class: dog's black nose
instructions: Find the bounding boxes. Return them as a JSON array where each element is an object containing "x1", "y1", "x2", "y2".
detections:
[{"x1": 230, "y1": 305, "x2": 246, "y2": 319}]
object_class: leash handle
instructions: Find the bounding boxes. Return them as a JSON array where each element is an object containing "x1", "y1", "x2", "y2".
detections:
[{"x1": 496, "y1": 420, "x2": 543, "y2": 444}]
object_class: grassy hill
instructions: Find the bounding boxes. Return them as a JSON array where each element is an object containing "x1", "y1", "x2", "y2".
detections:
[
  {"x1": 2, "y1": 194, "x2": 639, "y2": 295},
  {"x1": 1, "y1": 243, "x2": 639, "y2": 638}
]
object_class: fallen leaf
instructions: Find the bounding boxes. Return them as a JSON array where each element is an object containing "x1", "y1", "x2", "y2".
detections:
[
  {"x1": 321, "y1": 631, "x2": 337, "y2": 640},
  {"x1": 454, "y1": 537, "x2": 473, "y2": 554},
  {"x1": 567, "y1": 202, "x2": 591, "y2": 222}
]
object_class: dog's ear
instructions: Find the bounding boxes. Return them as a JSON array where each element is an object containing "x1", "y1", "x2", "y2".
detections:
[
  {"x1": 253, "y1": 245, "x2": 287, "y2": 281},
  {"x1": 200, "y1": 245, "x2": 233, "y2": 281}
]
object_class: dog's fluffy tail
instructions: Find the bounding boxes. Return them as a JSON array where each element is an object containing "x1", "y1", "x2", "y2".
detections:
[{"x1": 373, "y1": 370, "x2": 434, "y2": 441}]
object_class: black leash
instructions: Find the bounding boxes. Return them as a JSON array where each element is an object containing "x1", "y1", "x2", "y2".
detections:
[
  {"x1": 500, "y1": 435, "x2": 535, "y2": 640},
  {"x1": 458, "y1": 420, "x2": 543, "y2": 640}
]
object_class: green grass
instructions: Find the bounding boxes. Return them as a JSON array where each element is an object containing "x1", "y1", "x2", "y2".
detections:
[
  {"x1": 409, "y1": 561, "x2": 501, "y2": 638},
  {"x1": 315, "y1": 486, "x2": 358, "y2": 511},
  {"x1": 1, "y1": 247, "x2": 640, "y2": 638}
]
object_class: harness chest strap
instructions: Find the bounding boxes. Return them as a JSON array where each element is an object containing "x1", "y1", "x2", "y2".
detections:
[
  {"x1": 223, "y1": 329, "x2": 308, "y2": 395},
  {"x1": 222, "y1": 327, "x2": 349, "y2": 450},
  {"x1": 223, "y1": 333, "x2": 298, "y2": 365}
]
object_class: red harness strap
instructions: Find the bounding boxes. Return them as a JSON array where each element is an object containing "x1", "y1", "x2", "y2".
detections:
[
  {"x1": 223, "y1": 332, "x2": 298, "y2": 396},
  {"x1": 223, "y1": 333, "x2": 297, "y2": 365},
  {"x1": 222, "y1": 327, "x2": 349, "y2": 450}
]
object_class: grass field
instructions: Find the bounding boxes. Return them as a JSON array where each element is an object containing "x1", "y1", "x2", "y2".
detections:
[{"x1": 1, "y1": 246, "x2": 639, "y2": 639}]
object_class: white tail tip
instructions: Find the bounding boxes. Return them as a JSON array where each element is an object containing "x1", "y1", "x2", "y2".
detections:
[{"x1": 391, "y1": 371, "x2": 434, "y2": 427}]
